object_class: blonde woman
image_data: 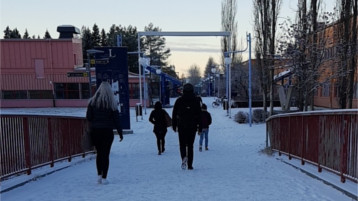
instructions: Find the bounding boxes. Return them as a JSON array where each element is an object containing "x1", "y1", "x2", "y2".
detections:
[{"x1": 86, "y1": 81, "x2": 123, "y2": 185}]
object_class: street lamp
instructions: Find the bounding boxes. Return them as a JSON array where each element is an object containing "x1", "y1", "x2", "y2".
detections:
[
  {"x1": 86, "y1": 49, "x2": 104, "y2": 97},
  {"x1": 224, "y1": 54, "x2": 232, "y2": 117},
  {"x1": 211, "y1": 67, "x2": 217, "y2": 97},
  {"x1": 138, "y1": 56, "x2": 150, "y2": 116}
]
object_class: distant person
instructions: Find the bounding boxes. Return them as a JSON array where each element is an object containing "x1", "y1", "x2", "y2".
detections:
[
  {"x1": 86, "y1": 81, "x2": 123, "y2": 185},
  {"x1": 149, "y1": 101, "x2": 170, "y2": 155},
  {"x1": 198, "y1": 104, "x2": 212, "y2": 151},
  {"x1": 172, "y1": 83, "x2": 202, "y2": 170}
]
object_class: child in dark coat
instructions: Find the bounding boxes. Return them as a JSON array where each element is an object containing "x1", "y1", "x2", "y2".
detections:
[
  {"x1": 149, "y1": 101, "x2": 170, "y2": 155},
  {"x1": 199, "y1": 104, "x2": 212, "y2": 151}
]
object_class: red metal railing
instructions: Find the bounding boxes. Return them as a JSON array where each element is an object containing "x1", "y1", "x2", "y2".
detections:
[
  {"x1": 0, "y1": 114, "x2": 95, "y2": 180},
  {"x1": 266, "y1": 109, "x2": 358, "y2": 183}
]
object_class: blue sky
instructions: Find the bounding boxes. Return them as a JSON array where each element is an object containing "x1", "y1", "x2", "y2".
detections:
[{"x1": 1, "y1": 0, "x2": 336, "y2": 76}]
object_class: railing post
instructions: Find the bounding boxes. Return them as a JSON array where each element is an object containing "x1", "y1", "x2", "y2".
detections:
[
  {"x1": 48, "y1": 118, "x2": 54, "y2": 167},
  {"x1": 288, "y1": 116, "x2": 292, "y2": 160},
  {"x1": 340, "y1": 114, "x2": 348, "y2": 183},
  {"x1": 301, "y1": 116, "x2": 305, "y2": 165},
  {"x1": 23, "y1": 117, "x2": 32, "y2": 175},
  {"x1": 67, "y1": 118, "x2": 72, "y2": 162}
]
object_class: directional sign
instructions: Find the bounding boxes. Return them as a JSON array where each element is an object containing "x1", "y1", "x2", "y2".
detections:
[
  {"x1": 67, "y1": 72, "x2": 88, "y2": 77},
  {"x1": 96, "y1": 59, "x2": 109, "y2": 65}
]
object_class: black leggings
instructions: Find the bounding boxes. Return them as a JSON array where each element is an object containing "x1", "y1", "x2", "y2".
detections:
[
  {"x1": 154, "y1": 131, "x2": 167, "y2": 152},
  {"x1": 178, "y1": 128, "x2": 196, "y2": 168},
  {"x1": 91, "y1": 128, "x2": 114, "y2": 179}
]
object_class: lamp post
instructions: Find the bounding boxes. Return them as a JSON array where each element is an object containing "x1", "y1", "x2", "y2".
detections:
[
  {"x1": 224, "y1": 54, "x2": 232, "y2": 117},
  {"x1": 138, "y1": 56, "x2": 150, "y2": 116},
  {"x1": 155, "y1": 68, "x2": 162, "y2": 104},
  {"x1": 86, "y1": 49, "x2": 104, "y2": 97},
  {"x1": 223, "y1": 33, "x2": 252, "y2": 126},
  {"x1": 211, "y1": 67, "x2": 217, "y2": 97}
]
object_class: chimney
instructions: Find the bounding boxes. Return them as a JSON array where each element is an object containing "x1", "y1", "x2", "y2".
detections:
[{"x1": 57, "y1": 25, "x2": 80, "y2": 39}]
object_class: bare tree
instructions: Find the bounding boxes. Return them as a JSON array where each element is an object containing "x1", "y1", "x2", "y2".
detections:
[
  {"x1": 253, "y1": 0, "x2": 281, "y2": 114},
  {"x1": 336, "y1": 0, "x2": 357, "y2": 108},
  {"x1": 221, "y1": 0, "x2": 239, "y2": 84},
  {"x1": 277, "y1": 0, "x2": 337, "y2": 111}
]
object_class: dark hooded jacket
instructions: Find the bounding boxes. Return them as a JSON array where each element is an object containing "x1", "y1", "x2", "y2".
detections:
[
  {"x1": 172, "y1": 83, "x2": 202, "y2": 132},
  {"x1": 149, "y1": 102, "x2": 169, "y2": 133}
]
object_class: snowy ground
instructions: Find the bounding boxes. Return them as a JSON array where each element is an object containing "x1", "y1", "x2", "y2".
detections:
[{"x1": 1, "y1": 97, "x2": 357, "y2": 201}]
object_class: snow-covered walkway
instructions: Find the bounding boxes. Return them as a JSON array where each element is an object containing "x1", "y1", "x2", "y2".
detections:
[{"x1": 1, "y1": 97, "x2": 357, "y2": 201}]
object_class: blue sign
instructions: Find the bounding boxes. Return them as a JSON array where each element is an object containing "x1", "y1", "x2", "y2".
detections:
[{"x1": 93, "y1": 47, "x2": 130, "y2": 130}]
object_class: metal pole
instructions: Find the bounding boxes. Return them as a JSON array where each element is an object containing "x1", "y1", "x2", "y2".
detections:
[
  {"x1": 87, "y1": 52, "x2": 92, "y2": 98},
  {"x1": 248, "y1": 33, "x2": 252, "y2": 127},
  {"x1": 143, "y1": 64, "x2": 147, "y2": 115},
  {"x1": 137, "y1": 35, "x2": 142, "y2": 109},
  {"x1": 143, "y1": 70, "x2": 147, "y2": 115},
  {"x1": 228, "y1": 35, "x2": 232, "y2": 118}
]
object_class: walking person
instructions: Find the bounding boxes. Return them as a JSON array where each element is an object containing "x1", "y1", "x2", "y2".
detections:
[
  {"x1": 172, "y1": 83, "x2": 202, "y2": 170},
  {"x1": 86, "y1": 81, "x2": 123, "y2": 185},
  {"x1": 149, "y1": 101, "x2": 170, "y2": 155},
  {"x1": 198, "y1": 104, "x2": 212, "y2": 152}
]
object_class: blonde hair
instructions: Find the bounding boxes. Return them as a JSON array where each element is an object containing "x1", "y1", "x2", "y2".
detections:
[{"x1": 89, "y1": 81, "x2": 117, "y2": 111}]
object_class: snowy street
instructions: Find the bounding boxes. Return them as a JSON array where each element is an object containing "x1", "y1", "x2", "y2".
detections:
[{"x1": 1, "y1": 97, "x2": 357, "y2": 201}]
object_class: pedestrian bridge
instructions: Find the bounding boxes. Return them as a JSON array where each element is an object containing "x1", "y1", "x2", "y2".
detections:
[{"x1": 1, "y1": 107, "x2": 357, "y2": 200}]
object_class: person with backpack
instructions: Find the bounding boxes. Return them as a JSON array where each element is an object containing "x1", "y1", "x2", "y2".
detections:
[
  {"x1": 198, "y1": 103, "x2": 212, "y2": 151},
  {"x1": 149, "y1": 101, "x2": 170, "y2": 155},
  {"x1": 172, "y1": 83, "x2": 202, "y2": 170}
]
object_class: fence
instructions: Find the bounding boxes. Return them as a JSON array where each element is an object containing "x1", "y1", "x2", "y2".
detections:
[
  {"x1": 0, "y1": 114, "x2": 94, "y2": 180},
  {"x1": 266, "y1": 109, "x2": 358, "y2": 183}
]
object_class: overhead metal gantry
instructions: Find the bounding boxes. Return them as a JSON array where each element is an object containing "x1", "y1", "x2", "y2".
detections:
[{"x1": 137, "y1": 31, "x2": 231, "y2": 114}]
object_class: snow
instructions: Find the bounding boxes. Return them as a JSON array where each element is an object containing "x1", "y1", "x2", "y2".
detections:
[{"x1": 1, "y1": 97, "x2": 357, "y2": 201}]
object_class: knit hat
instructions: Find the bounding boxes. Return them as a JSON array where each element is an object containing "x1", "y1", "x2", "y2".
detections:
[{"x1": 183, "y1": 83, "x2": 194, "y2": 94}]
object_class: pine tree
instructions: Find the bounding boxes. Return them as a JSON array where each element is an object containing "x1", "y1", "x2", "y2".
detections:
[
  {"x1": 91, "y1": 24, "x2": 100, "y2": 47},
  {"x1": 142, "y1": 23, "x2": 171, "y2": 68},
  {"x1": 44, "y1": 30, "x2": 51, "y2": 39},
  {"x1": 10, "y1": 28, "x2": 21, "y2": 38},
  {"x1": 81, "y1": 26, "x2": 93, "y2": 60},
  {"x1": 23, "y1": 29, "x2": 30, "y2": 39},
  {"x1": 100, "y1": 28, "x2": 108, "y2": 46},
  {"x1": 121, "y1": 25, "x2": 140, "y2": 73},
  {"x1": 4, "y1": 26, "x2": 11, "y2": 39},
  {"x1": 107, "y1": 24, "x2": 117, "y2": 46}
]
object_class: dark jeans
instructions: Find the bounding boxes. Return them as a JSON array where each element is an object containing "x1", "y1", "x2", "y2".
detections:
[
  {"x1": 91, "y1": 128, "x2": 114, "y2": 179},
  {"x1": 178, "y1": 127, "x2": 197, "y2": 168},
  {"x1": 154, "y1": 131, "x2": 167, "y2": 152}
]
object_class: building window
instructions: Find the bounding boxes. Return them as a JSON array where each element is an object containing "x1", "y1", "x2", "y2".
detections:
[
  {"x1": 129, "y1": 83, "x2": 140, "y2": 99},
  {"x1": 54, "y1": 83, "x2": 80, "y2": 99},
  {"x1": 2, "y1": 90, "x2": 27, "y2": 99},
  {"x1": 81, "y1": 83, "x2": 90, "y2": 99},
  {"x1": 29, "y1": 90, "x2": 53, "y2": 99},
  {"x1": 322, "y1": 83, "x2": 330, "y2": 97},
  {"x1": 354, "y1": 82, "x2": 358, "y2": 99},
  {"x1": 34, "y1": 59, "x2": 45, "y2": 79},
  {"x1": 334, "y1": 83, "x2": 339, "y2": 97}
]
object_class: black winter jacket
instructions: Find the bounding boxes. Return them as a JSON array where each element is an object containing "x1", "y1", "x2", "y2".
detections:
[
  {"x1": 200, "y1": 110, "x2": 212, "y2": 129},
  {"x1": 86, "y1": 105, "x2": 123, "y2": 136},
  {"x1": 172, "y1": 93, "x2": 202, "y2": 132},
  {"x1": 149, "y1": 109, "x2": 168, "y2": 133}
]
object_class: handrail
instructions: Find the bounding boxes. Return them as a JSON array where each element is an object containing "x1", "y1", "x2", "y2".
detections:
[
  {"x1": 266, "y1": 109, "x2": 358, "y2": 183},
  {"x1": 0, "y1": 114, "x2": 95, "y2": 180}
]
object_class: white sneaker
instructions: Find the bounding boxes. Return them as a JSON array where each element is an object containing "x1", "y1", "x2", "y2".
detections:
[
  {"x1": 97, "y1": 176, "x2": 102, "y2": 184},
  {"x1": 102, "y1": 179, "x2": 109, "y2": 185}
]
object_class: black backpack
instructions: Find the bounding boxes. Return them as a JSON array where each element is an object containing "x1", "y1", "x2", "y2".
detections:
[{"x1": 176, "y1": 97, "x2": 200, "y2": 128}]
